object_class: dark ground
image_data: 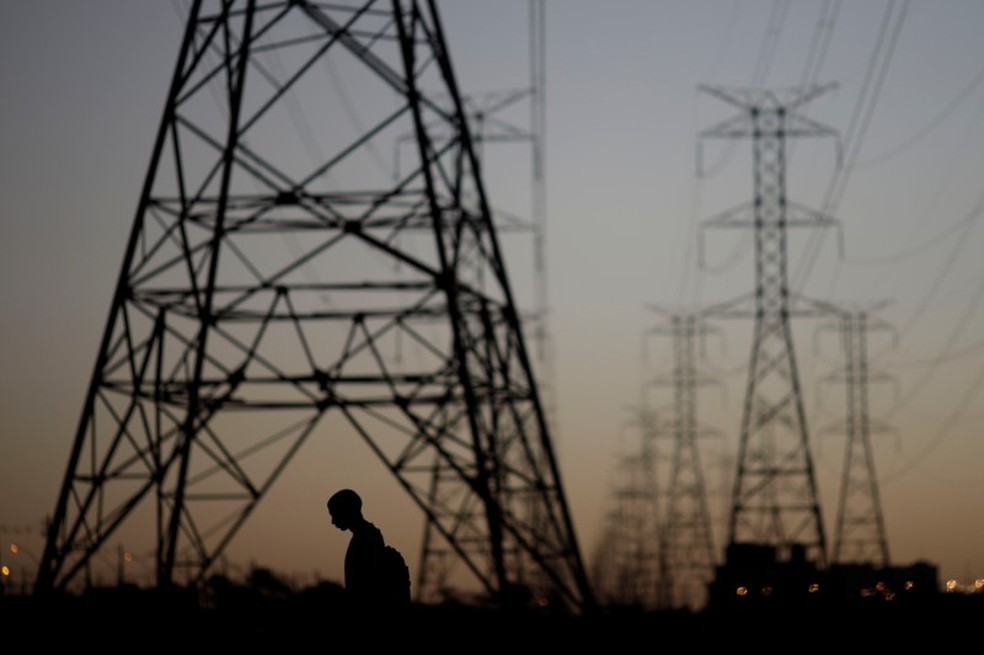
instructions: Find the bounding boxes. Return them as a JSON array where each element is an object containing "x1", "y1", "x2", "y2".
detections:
[{"x1": 4, "y1": 587, "x2": 983, "y2": 651}]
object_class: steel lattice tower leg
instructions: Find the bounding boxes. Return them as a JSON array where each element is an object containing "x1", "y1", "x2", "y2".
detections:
[
  {"x1": 414, "y1": 1, "x2": 558, "y2": 603},
  {"x1": 699, "y1": 85, "x2": 839, "y2": 568},
  {"x1": 35, "y1": 0, "x2": 594, "y2": 613}
]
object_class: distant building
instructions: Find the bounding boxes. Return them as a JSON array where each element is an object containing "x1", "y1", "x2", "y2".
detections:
[
  {"x1": 706, "y1": 542, "x2": 939, "y2": 610},
  {"x1": 827, "y1": 560, "x2": 939, "y2": 601}
]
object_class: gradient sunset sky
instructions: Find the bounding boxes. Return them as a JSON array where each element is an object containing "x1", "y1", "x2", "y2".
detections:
[{"x1": 2, "y1": 0, "x2": 984, "y2": 594}]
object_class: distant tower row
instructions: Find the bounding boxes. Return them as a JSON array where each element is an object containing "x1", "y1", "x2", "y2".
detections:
[
  {"x1": 593, "y1": 83, "x2": 894, "y2": 609},
  {"x1": 591, "y1": 310, "x2": 719, "y2": 611}
]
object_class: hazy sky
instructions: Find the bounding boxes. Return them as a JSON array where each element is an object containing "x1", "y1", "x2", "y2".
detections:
[{"x1": 3, "y1": 0, "x2": 984, "y2": 594}]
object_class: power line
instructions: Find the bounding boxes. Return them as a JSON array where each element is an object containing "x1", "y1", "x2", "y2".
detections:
[
  {"x1": 793, "y1": 0, "x2": 911, "y2": 293},
  {"x1": 856, "y1": 61, "x2": 984, "y2": 169}
]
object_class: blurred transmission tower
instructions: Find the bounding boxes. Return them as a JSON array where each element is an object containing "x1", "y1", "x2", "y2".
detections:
[
  {"x1": 820, "y1": 306, "x2": 894, "y2": 566},
  {"x1": 35, "y1": 0, "x2": 594, "y2": 613},
  {"x1": 590, "y1": 408, "x2": 662, "y2": 610},
  {"x1": 698, "y1": 84, "x2": 840, "y2": 567},
  {"x1": 644, "y1": 310, "x2": 719, "y2": 611}
]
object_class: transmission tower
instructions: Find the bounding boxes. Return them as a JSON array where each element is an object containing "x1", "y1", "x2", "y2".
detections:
[
  {"x1": 35, "y1": 0, "x2": 594, "y2": 613},
  {"x1": 821, "y1": 307, "x2": 894, "y2": 566},
  {"x1": 590, "y1": 408, "x2": 662, "y2": 610},
  {"x1": 698, "y1": 84, "x2": 840, "y2": 568},
  {"x1": 644, "y1": 310, "x2": 719, "y2": 611}
]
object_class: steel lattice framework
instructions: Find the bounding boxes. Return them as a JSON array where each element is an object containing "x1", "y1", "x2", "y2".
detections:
[
  {"x1": 647, "y1": 312, "x2": 718, "y2": 611},
  {"x1": 589, "y1": 409, "x2": 662, "y2": 610},
  {"x1": 826, "y1": 309, "x2": 893, "y2": 566},
  {"x1": 698, "y1": 84, "x2": 839, "y2": 567},
  {"x1": 35, "y1": 0, "x2": 593, "y2": 612}
]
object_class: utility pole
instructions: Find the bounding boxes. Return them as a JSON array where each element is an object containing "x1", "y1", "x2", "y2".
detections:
[{"x1": 36, "y1": 0, "x2": 594, "y2": 614}]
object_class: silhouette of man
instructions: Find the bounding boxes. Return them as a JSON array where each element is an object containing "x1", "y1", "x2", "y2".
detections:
[{"x1": 326, "y1": 488, "x2": 390, "y2": 612}]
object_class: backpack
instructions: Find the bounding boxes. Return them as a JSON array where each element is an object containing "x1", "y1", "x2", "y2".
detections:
[{"x1": 379, "y1": 544, "x2": 411, "y2": 606}]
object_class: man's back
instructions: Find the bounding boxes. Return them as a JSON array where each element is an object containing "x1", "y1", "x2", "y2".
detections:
[{"x1": 344, "y1": 519, "x2": 385, "y2": 607}]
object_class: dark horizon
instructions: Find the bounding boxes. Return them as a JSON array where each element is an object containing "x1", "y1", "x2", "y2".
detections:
[
  {"x1": 5, "y1": 1, "x2": 984, "y2": 612},
  {"x1": 4, "y1": 575, "x2": 984, "y2": 652}
]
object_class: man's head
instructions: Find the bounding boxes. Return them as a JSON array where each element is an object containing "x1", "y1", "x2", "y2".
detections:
[{"x1": 327, "y1": 488, "x2": 362, "y2": 531}]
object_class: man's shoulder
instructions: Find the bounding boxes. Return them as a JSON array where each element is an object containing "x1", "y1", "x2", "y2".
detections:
[{"x1": 353, "y1": 521, "x2": 384, "y2": 544}]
